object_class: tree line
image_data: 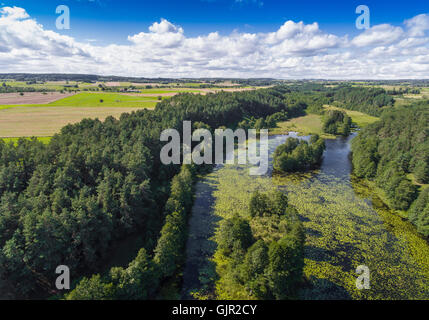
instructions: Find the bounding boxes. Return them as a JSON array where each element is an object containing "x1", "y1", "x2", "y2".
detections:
[
  {"x1": 332, "y1": 86, "x2": 395, "y2": 116},
  {"x1": 351, "y1": 101, "x2": 428, "y2": 237},
  {"x1": 322, "y1": 110, "x2": 352, "y2": 136}
]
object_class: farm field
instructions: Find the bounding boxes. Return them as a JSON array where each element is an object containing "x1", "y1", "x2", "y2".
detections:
[
  {"x1": 0, "y1": 80, "x2": 95, "y2": 91},
  {"x1": 0, "y1": 88, "x2": 264, "y2": 138},
  {"x1": 0, "y1": 92, "x2": 75, "y2": 105},
  {"x1": 0, "y1": 92, "x2": 160, "y2": 109},
  {"x1": 0, "y1": 106, "x2": 147, "y2": 137},
  {"x1": 46, "y1": 92, "x2": 160, "y2": 107}
]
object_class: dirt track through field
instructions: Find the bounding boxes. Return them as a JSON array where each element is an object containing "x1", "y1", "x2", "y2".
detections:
[{"x1": 0, "y1": 106, "x2": 145, "y2": 137}]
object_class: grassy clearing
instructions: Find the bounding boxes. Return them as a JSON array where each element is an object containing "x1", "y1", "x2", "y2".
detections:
[
  {"x1": 1, "y1": 137, "x2": 52, "y2": 144},
  {"x1": 0, "y1": 106, "x2": 147, "y2": 137},
  {"x1": 324, "y1": 105, "x2": 379, "y2": 127},
  {"x1": 270, "y1": 113, "x2": 335, "y2": 138}
]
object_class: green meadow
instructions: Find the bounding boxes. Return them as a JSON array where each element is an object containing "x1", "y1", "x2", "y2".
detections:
[
  {"x1": 0, "y1": 92, "x2": 162, "y2": 137},
  {"x1": 323, "y1": 105, "x2": 379, "y2": 128},
  {"x1": 270, "y1": 114, "x2": 331, "y2": 137},
  {"x1": 0, "y1": 92, "x2": 160, "y2": 109},
  {"x1": 270, "y1": 107, "x2": 379, "y2": 137},
  {"x1": 1, "y1": 137, "x2": 52, "y2": 144}
]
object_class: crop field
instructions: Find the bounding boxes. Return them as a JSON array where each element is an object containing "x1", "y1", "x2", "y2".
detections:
[
  {"x1": 0, "y1": 106, "x2": 148, "y2": 137},
  {"x1": 0, "y1": 91, "x2": 160, "y2": 138},
  {"x1": 47, "y1": 92, "x2": 160, "y2": 107},
  {"x1": 0, "y1": 92, "x2": 160, "y2": 109},
  {"x1": 0, "y1": 92, "x2": 76, "y2": 105},
  {"x1": 0, "y1": 80, "x2": 96, "y2": 91},
  {"x1": 0, "y1": 88, "x2": 262, "y2": 138}
]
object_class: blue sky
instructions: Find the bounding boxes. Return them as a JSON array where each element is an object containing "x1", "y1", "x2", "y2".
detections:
[
  {"x1": 0, "y1": 1, "x2": 428, "y2": 78},
  {"x1": 7, "y1": 0, "x2": 429, "y2": 44}
]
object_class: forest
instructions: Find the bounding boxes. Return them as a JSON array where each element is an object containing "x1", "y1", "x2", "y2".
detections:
[
  {"x1": 0, "y1": 86, "x2": 307, "y2": 298},
  {"x1": 332, "y1": 86, "x2": 395, "y2": 116},
  {"x1": 351, "y1": 101, "x2": 429, "y2": 236}
]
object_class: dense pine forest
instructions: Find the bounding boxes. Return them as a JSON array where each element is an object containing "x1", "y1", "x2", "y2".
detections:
[{"x1": 332, "y1": 86, "x2": 395, "y2": 116}]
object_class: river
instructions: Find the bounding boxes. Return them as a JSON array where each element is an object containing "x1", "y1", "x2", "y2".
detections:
[{"x1": 182, "y1": 133, "x2": 429, "y2": 300}]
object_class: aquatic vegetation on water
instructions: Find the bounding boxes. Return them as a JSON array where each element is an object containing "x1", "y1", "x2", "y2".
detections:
[
  {"x1": 275, "y1": 173, "x2": 429, "y2": 299},
  {"x1": 183, "y1": 135, "x2": 429, "y2": 300}
]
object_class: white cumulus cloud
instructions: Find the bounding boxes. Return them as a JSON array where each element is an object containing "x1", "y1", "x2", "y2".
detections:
[{"x1": 0, "y1": 6, "x2": 429, "y2": 79}]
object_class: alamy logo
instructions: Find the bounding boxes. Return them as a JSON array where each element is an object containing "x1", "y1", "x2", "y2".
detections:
[
  {"x1": 160, "y1": 121, "x2": 269, "y2": 175},
  {"x1": 56, "y1": 5, "x2": 70, "y2": 30},
  {"x1": 355, "y1": 265, "x2": 370, "y2": 289},
  {"x1": 355, "y1": 5, "x2": 370, "y2": 30},
  {"x1": 55, "y1": 265, "x2": 70, "y2": 290}
]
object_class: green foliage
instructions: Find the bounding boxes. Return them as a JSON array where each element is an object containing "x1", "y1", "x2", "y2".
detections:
[
  {"x1": 215, "y1": 189, "x2": 305, "y2": 300},
  {"x1": 68, "y1": 165, "x2": 194, "y2": 299},
  {"x1": 66, "y1": 274, "x2": 115, "y2": 300},
  {"x1": 249, "y1": 189, "x2": 288, "y2": 217},
  {"x1": 409, "y1": 188, "x2": 429, "y2": 237},
  {"x1": 109, "y1": 248, "x2": 159, "y2": 299},
  {"x1": 67, "y1": 248, "x2": 158, "y2": 300},
  {"x1": 322, "y1": 110, "x2": 351, "y2": 136},
  {"x1": 217, "y1": 216, "x2": 254, "y2": 258},
  {"x1": 414, "y1": 160, "x2": 429, "y2": 184},
  {"x1": 273, "y1": 135, "x2": 326, "y2": 173},
  {"x1": 351, "y1": 102, "x2": 428, "y2": 231},
  {"x1": 350, "y1": 137, "x2": 378, "y2": 178},
  {"x1": 0, "y1": 85, "x2": 308, "y2": 297},
  {"x1": 267, "y1": 226, "x2": 305, "y2": 299}
]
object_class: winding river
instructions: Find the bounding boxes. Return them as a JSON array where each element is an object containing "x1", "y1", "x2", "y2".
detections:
[{"x1": 182, "y1": 133, "x2": 429, "y2": 300}]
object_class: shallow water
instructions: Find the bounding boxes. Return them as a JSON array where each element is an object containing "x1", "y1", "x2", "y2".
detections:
[{"x1": 182, "y1": 133, "x2": 429, "y2": 300}]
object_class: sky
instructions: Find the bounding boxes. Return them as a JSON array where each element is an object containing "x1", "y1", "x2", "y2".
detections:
[{"x1": 0, "y1": 0, "x2": 428, "y2": 78}]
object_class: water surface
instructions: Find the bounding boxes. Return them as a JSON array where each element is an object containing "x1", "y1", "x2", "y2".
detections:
[{"x1": 182, "y1": 133, "x2": 429, "y2": 299}]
